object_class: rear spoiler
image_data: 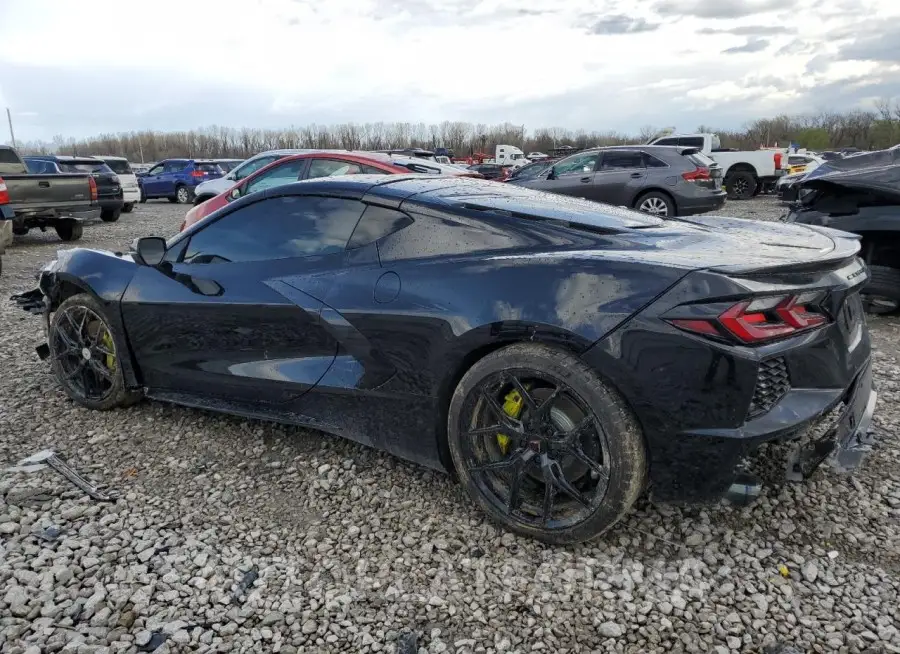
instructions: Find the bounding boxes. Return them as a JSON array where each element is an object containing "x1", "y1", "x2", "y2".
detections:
[{"x1": 708, "y1": 225, "x2": 861, "y2": 275}]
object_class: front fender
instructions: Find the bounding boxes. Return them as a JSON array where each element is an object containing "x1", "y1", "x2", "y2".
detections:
[{"x1": 39, "y1": 248, "x2": 142, "y2": 388}]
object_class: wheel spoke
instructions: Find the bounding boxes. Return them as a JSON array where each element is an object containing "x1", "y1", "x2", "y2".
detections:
[
  {"x1": 92, "y1": 344, "x2": 115, "y2": 358},
  {"x1": 507, "y1": 375, "x2": 538, "y2": 415},
  {"x1": 541, "y1": 469, "x2": 556, "y2": 524},
  {"x1": 481, "y1": 390, "x2": 525, "y2": 434},
  {"x1": 507, "y1": 458, "x2": 525, "y2": 515},
  {"x1": 87, "y1": 359, "x2": 113, "y2": 380},
  {"x1": 541, "y1": 454, "x2": 589, "y2": 508},
  {"x1": 533, "y1": 386, "x2": 562, "y2": 423},
  {"x1": 65, "y1": 360, "x2": 87, "y2": 380},
  {"x1": 470, "y1": 447, "x2": 527, "y2": 474},
  {"x1": 567, "y1": 443, "x2": 610, "y2": 483}
]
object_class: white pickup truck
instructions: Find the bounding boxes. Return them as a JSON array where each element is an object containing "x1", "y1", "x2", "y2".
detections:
[{"x1": 647, "y1": 133, "x2": 785, "y2": 200}]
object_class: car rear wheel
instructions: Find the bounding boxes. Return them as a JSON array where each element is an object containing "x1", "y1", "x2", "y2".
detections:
[
  {"x1": 861, "y1": 265, "x2": 900, "y2": 315},
  {"x1": 48, "y1": 294, "x2": 142, "y2": 410},
  {"x1": 448, "y1": 343, "x2": 647, "y2": 545},
  {"x1": 635, "y1": 191, "x2": 675, "y2": 217},
  {"x1": 175, "y1": 186, "x2": 191, "y2": 204},
  {"x1": 140, "y1": 189, "x2": 147, "y2": 203},
  {"x1": 55, "y1": 221, "x2": 83, "y2": 242},
  {"x1": 122, "y1": 203, "x2": 134, "y2": 213},
  {"x1": 726, "y1": 171, "x2": 757, "y2": 200},
  {"x1": 100, "y1": 208, "x2": 121, "y2": 222}
]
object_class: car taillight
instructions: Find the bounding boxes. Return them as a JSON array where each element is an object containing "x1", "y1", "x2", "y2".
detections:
[
  {"x1": 668, "y1": 292, "x2": 829, "y2": 344},
  {"x1": 774, "y1": 152, "x2": 783, "y2": 170},
  {"x1": 0, "y1": 177, "x2": 9, "y2": 205},
  {"x1": 682, "y1": 167, "x2": 710, "y2": 182},
  {"x1": 89, "y1": 176, "x2": 98, "y2": 201},
  {"x1": 191, "y1": 170, "x2": 206, "y2": 178}
]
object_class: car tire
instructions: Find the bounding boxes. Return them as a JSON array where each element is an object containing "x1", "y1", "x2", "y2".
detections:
[
  {"x1": 447, "y1": 342, "x2": 647, "y2": 545},
  {"x1": 175, "y1": 185, "x2": 191, "y2": 204},
  {"x1": 13, "y1": 226, "x2": 29, "y2": 236},
  {"x1": 122, "y1": 203, "x2": 134, "y2": 213},
  {"x1": 48, "y1": 293, "x2": 142, "y2": 411},
  {"x1": 861, "y1": 265, "x2": 900, "y2": 315},
  {"x1": 55, "y1": 221, "x2": 83, "y2": 242},
  {"x1": 140, "y1": 189, "x2": 147, "y2": 203},
  {"x1": 100, "y1": 208, "x2": 121, "y2": 223},
  {"x1": 634, "y1": 191, "x2": 675, "y2": 217},
  {"x1": 193, "y1": 195, "x2": 212, "y2": 206},
  {"x1": 726, "y1": 171, "x2": 757, "y2": 200}
]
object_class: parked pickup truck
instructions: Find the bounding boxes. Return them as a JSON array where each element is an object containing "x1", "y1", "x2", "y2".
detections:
[
  {"x1": 647, "y1": 133, "x2": 785, "y2": 200},
  {"x1": 25, "y1": 155, "x2": 125, "y2": 222},
  {"x1": 0, "y1": 145, "x2": 99, "y2": 252}
]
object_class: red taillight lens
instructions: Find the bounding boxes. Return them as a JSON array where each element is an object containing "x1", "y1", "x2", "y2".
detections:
[
  {"x1": 668, "y1": 293, "x2": 829, "y2": 344},
  {"x1": 682, "y1": 167, "x2": 710, "y2": 182},
  {"x1": 88, "y1": 176, "x2": 98, "y2": 201},
  {"x1": 0, "y1": 177, "x2": 9, "y2": 205},
  {"x1": 191, "y1": 170, "x2": 206, "y2": 178},
  {"x1": 774, "y1": 152, "x2": 783, "y2": 170}
]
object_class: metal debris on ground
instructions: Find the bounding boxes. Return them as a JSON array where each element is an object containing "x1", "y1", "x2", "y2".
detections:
[
  {"x1": 395, "y1": 631, "x2": 418, "y2": 654},
  {"x1": 5, "y1": 449, "x2": 117, "y2": 501},
  {"x1": 231, "y1": 567, "x2": 260, "y2": 605},
  {"x1": 135, "y1": 630, "x2": 167, "y2": 652},
  {"x1": 34, "y1": 525, "x2": 63, "y2": 542}
]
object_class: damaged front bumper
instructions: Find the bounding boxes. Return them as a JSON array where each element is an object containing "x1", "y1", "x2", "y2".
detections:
[{"x1": 10, "y1": 259, "x2": 60, "y2": 360}]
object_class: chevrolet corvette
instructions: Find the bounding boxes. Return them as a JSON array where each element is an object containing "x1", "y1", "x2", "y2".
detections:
[{"x1": 12, "y1": 175, "x2": 877, "y2": 543}]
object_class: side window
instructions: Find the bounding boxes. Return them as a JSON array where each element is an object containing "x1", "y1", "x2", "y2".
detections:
[
  {"x1": 307, "y1": 159, "x2": 363, "y2": 180},
  {"x1": 788, "y1": 155, "x2": 810, "y2": 166},
  {"x1": 600, "y1": 151, "x2": 644, "y2": 170},
  {"x1": 183, "y1": 196, "x2": 365, "y2": 264},
  {"x1": 244, "y1": 160, "x2": 306, "y2": 195},
  {"x1": 554, "y1": 153, "x2": 599, "y2": 175},
  {"x1": 347, "y1": 206, "x2": 414, "y2": 249},
  {"x1": 148, "y1": 164, "x2": 165, "y2": 175},
  {"x1": 165, "y1": 161, "x2": 186, "y2": 173},
  {"x1": 234, "y1": 155, "x2": 278, "y2": 181},
  {"x1": 360, "y1": 164, "x2": 390, "y2": 175},
  {"x1": 654, "y1": 138, "x2": 678, "y2": 146},
  {"x1": 644, "y1": 154, "x2": 668, "y2": 168},
  {"x1": 678, "y1": 137, "x2": 705, "y2": 148}
]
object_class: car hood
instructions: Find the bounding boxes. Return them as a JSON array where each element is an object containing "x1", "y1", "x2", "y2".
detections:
[
  {"x1": 800, "y1": 145, "x2": 900, "y2": 201},
  {"x1": 195, "y1": 177, "x2": 234, "y2": 196}
]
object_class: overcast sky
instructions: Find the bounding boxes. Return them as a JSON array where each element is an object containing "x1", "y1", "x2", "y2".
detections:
[{"x1": 1, "y1": 0, "x2": 899, "y2": 142}]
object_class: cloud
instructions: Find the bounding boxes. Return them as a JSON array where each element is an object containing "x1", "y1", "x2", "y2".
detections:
[
  {"x1": 655, "y1": 0, "x2": 789, "y2": 18},
  {"x1": 587, "y1": 15, "x2": 659, "y2": 34},
  {"x1": 722, "y1": 38, "x2": 770, "y2": 54},
  {"x1": 839, "y1": 25, "x2": 900, "y2": 63},
  {"x1": 699, "y1": 25, "x2": 794, "y2": 36}
]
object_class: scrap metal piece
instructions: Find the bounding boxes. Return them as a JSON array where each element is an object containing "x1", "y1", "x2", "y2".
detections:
[
  {"x1": 6, "y1": 450, "x2": 116, "y2": 502},
  {"x1": 395, "y1": 632, "x2": 418, "y2": 654},
  {"x1": 35, "y1": 525, "x2": 64, "y2": 542},
  {"x1": 231, "y1": 567, "x2": 260, "y2": 605}
]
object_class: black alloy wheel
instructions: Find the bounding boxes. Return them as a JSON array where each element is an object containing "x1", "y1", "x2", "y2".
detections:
[{"x1": 449, "y1": 343, "x2": 647, "y2": 544}]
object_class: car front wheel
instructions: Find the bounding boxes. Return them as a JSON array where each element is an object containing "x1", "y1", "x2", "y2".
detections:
[
  {"x1": 448, "y1": 343, "x2": 647, "y2": 545},
  {"x1": 48, "y1": 294, "x2": 142, "y2": 410}
]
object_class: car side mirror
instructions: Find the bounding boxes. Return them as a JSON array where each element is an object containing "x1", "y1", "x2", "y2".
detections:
[
  {"x1": 229, "y1": 187, "x2": 241, "y2": 201},
  {"x1": 134, "y1": 236, "x2": 167, "y2": 267}
]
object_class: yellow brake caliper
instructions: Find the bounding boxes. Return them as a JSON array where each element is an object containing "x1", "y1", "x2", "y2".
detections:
[
  {"x1": 497, "y1": 388, "x2": 526, "y2": 454},
  {"x1": 101, "y1": 330, "x2": 116, "y2": 371}
]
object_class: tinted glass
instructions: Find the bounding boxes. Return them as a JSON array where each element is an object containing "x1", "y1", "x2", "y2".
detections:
[
  {"x1": 245, "y1": 160, "x2": 306, "y2": 195},
  {"x1": 165, "y1": 161, "x2": 187, "y2": 173},
  {"x1": 1, "y1": 148, "x2": 22, "y2": 164},
  {"x1": 554, "y1": 152, "x2": 600, "y2": 175},
  {"x1": 148, "y1": 164, "x2": 164, "y2": 175},
  {"x1": 183, "y1": 196, "x2": 364, "y2": 264},
  {"x1": 347, "y1": 206, "x2": 414, "y2": 249},
  {"x1": 103, "y1": 159, "x2": 133, "y2": 174},
  {"x1": 654, "y1": 137, "x2": 678, "y2": 146},
  {"x1": 687, "y1": 152, "x2": 716, "y2": 168},
  {"x1": 307, "y1": 159, "x2": 363, "y2": 179},
  {"x1": 195, "y1": 163, "x2": 223, "y2": 174},
  {"x1": 644, "y1": 154, "x2": 668, "y2": 168},
  {"x1": 509, "y1": 161, "x2": 553, "y2": 179},
  {"x1": 678, "y1": 137, "x2": 705, "y2": 148},
  {"x1": 788, "y1": 155, "x2": 811, "y2": 166},
  {"x1": 59, "y1": 162, "x2": 114, "y2": 174},
  {"x1": 601, "y1": 151, "x2": 645, "y2": 170},
  {"x1": 360, "y1": 164, "x2": 390, "y2": 175},
  {"x1": 233, "y1": 155, "x2": 277, "y2": 181}
]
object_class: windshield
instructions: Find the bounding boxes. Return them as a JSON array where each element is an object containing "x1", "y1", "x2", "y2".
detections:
[
  {"x1": 102, "y1": 159, "x2": 133, "y2": 175},
  {"x1": 59, "y1": 162, "x2": 114, "y2": 174}
]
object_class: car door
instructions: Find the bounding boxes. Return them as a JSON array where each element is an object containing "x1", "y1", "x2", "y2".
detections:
[
  {"x1": 519, "y1": 151, "x2": 601, "y2": 198},
  {"x1": 142, "y1": 163, "x2": 166, "y2": 196},
  {"x1": 120, "y1": 193, "x2": 367, "y2": 407},
  {"x1": 160, "y1": 160, "x2": 187, "y2": 195},
  {"x1": 591, "y1": 150, "x2": 648, "y2": 206}
]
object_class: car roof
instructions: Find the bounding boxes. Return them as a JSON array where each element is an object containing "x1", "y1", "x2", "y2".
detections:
[
  {"x1": 93, "y1": 155, "x2": 128, "y2": 160},
  {"x1": 261, "y1": 175, "x2": 662, "y2": 231}
]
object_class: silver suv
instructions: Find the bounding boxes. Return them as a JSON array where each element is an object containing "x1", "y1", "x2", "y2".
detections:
[{"x1": 192, "y1": 149, "x2": 315, "y2": 205}]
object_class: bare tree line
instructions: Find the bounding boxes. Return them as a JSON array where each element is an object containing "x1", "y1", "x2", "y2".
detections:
[{"x1": 15, "y1": 100, "x2": 900, "y2": 162}]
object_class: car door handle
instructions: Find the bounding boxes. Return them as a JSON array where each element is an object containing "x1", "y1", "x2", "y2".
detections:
[
  {"x1": 39, "y1": 181, "x2": 50, "y2": 187},
  {"x1": 630, "y1": 172, "x2": 644, "y2": 179},
  {"x1": 580, "y1": 176, "x2": 592, "y2": 183}
]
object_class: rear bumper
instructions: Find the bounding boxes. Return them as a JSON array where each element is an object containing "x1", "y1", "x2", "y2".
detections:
[
  {"x1": 678, "y1": 191, "x2": 727, "y2": 216},
  {"x1": 122, "y1": 188, "x2": 141, "y2": 203},
  {"x1": 644, "y1": 359, "x2": 875, "y2": 503},
  {"x1": 12, "y1": 206, "x2": 101, "y2": 228}
]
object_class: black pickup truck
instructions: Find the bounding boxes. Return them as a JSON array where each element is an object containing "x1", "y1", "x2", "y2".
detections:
[
  {"x1": 24, "y1": 155, "x2": 124, "y2": 222},
  {"x1": 0, "y1": 145, "x2": 99, "y2": 267}
]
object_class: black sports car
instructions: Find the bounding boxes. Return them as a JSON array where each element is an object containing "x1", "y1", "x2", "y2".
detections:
[{"x1": 12, "y1": 175, "x2": 877, "y2": 544}]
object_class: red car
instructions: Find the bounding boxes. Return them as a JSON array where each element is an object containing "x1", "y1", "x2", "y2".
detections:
[{"x1": 181, "y1": 152, "x2": 412, "y2": 231}]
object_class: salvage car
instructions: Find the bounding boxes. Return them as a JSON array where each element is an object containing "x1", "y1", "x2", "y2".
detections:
[
  {"x1": 786, "y1": 145, "x2": 900, "y2": 315},
  {"x1": 508, "y1": 145, "x2": 725, "y2": 217},
  {"x1": 12, "y1": 175, "x2": 876, "y2": 544}
]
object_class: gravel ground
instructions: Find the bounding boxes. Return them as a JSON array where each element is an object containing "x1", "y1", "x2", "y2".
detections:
[{"x1": 1, "y1": 196, "x2": 898, "y2": 654}]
